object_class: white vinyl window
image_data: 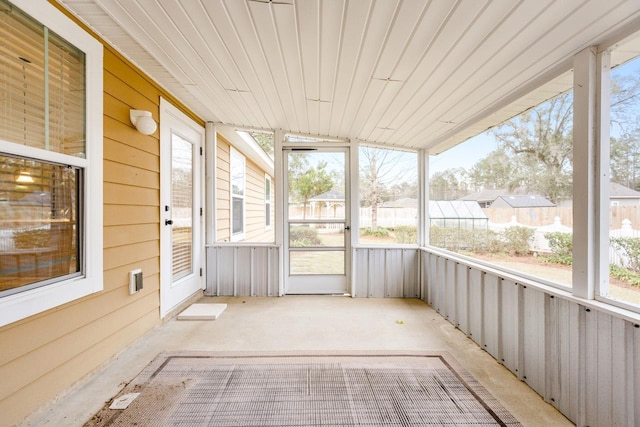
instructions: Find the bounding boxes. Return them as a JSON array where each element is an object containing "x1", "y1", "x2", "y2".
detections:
[
  {"x1": 265, "y1": 174, "x2": 272, "y2": 229},
  {"x1": 0, "y1": 0, "x2": 103, "y2": 327},
  {"x1": 230, "y1": 147, "x2": 245, "y2": 241}
]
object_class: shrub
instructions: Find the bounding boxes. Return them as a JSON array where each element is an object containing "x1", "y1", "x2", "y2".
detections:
[
  {"x1": 391, "y1": 226, "x2": 417, "y2": 244},
  {"x1": 361, "y1": 227, "x2": 390, "y2": 238},
  {"x1": 290, "y1": 226, "x2": 321, "y2": 247},
  {"x1": 502, "y1": 226, "x2": 534, "y2": 256},
  {"x1": 610, "y1": 237, "x2": 640, "y2": 273},
  {"x1": 543, "y1": 232, "x2": 573, "y2": 265},
  {"x1": 610, "y1": 264, "x2": 640, "y2": 287},
  {"x1": 429, "y1": 226, "x2": 502, "y2": 254},
  {"x1": 429, "y1": 226, "x2": 466, "y2": 251}
]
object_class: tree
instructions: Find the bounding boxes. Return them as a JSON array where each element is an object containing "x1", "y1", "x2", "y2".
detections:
[
  {"x1": 250, "y1": 132, "x2": 274, "y2": 158},
  {"x1": 360, "y1": 146, "x2": 416, "y2": 230},
  {"x1": 429, "y1": 168, "x2": 468, "y2": 200},
  {"x1": 290, "y1": 160, "x2": 334, "y2": 219},
  {"x1": 490, "y1": 92, "x2": 573, "y2": 203},
  {"x1": 611, "y1": 132, "x2": 640, "y2": 190},
  {"x1": 467, "y1": 148, "x2": 517, "y2": 192}
]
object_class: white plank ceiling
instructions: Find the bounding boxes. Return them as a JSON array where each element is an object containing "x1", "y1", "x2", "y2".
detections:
[{"x1": 58, "y1": 0, "x2": 640, "y2": 152}]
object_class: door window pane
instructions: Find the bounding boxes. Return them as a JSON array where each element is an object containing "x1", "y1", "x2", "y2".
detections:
[
  {"x1": 0, "y1": 154, "x2": 80, "y2": 294},
  {"x1": 289, "y1": 251, "x2": 345, "y2": 275},
  {"x1": 171, "y1": 133, "x2": 193, "y2": 281},
  {"x1": 289, "y1": 223, "x2": 344, "y2": 247},
  {"x1": 287, "y1": 151, "x2": 344, "y2": 220}
]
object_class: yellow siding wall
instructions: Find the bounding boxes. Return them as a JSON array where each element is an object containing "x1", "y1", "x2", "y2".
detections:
[
  {"x1": 216, "y1": 135, "x2": 274, "y2": 243},
  {"x1": 0, "y1": 4, "x2": 203, "y2": 424}
]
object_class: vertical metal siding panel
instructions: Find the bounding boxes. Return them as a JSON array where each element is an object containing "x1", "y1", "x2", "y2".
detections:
[
  {"x1": 235, "y1": 247, "x2": 252, "y2": 296},
  {"x1": 455, "y1": 263, "x2": 468, "y2": 333},
  {"x1": 611, "y1": 317, "x2": 627, "y2": 427},
  {"x1": 499, "y1": 279, "x2": 518, "y2": 375},
  {"x1": 369, "y1": 249, "x2": 386, "y2": 298},
  {"x1": 546, "y1": 295, "x2": 558, "y2": 404},
  {"x1": 444, "y1": 260, "x2": 456, "y2": 323},
  {"x1": 352, "y1": 248, "x2": 360, "y2": 297},
  {"x1": 483, "y1": 273, "x2": 499, "y2": 359},
  {"x1": 268, "y1": 247, "x2": 279, "y2": 296},
  {"x1": 468, "y1": 268, "x2": 483, "y2": 345},
  {"x1": 583, "y1": 306, "x2": 598, "y2": 427},
  {"x1": 567, "y1": 301, "x2": 580, "y2": 423},
  {"x1": 217, "y1": 247, "x2": 235, "y2": 295},
  {"x1": 522, "y1": 287, "x2": 545, "y2": 396},
  {"x1": 434, "y1": 257, "x2": 446, "y2": 313},
  {"x1": 427, "y1": 254, "x2": 437, "y2": 305},
  {"x1": 357, "y1": 249, "x2": 369, "y2": 298},
  {"x1": 205, "y1": 247, "x2": 216, "y2": 296},
  {"x1": 403, "y1": 249, "x2": 419, "y2": 298},
  {"x1": 251, "y1": 247, "x2": 266, "y2": 296},
  {"x1": 385, "y1": 249, "x2": 403, "y2": 298},
  {"x1": 421, "y1": 252, "x2": 430, "y2": 303},
  {"x1": 596, "y1": 312, "x2": 613, "y2": 427},
  {"x1": 545, "y1": 297, "x2": 579, "y2": 424}
]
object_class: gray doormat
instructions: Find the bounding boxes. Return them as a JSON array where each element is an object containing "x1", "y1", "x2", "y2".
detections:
[{"x1": 86, "y1": 352, "x2": 520, "y2": 426}]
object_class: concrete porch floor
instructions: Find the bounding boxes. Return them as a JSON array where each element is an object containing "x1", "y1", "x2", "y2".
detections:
[{"x1": 25, "y1": 296, "x2": 573, "y2": 426}]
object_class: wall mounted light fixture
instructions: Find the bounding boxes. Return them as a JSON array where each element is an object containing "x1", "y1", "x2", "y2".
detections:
[
  {"x1": 15, "y1": 170, "x2": 34, "y2": 184},
  {"x1": 130, "y1": 109, "x2": 157, "y2": 135}
]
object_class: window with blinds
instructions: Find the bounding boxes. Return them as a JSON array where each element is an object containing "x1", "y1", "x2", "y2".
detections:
[
  {"x1": 0, "y1": 0, "x2": 85, "y2": 156},
  {"x1": 0, "y1": 0, "x2": 85, "y2": 296},
  {"x1": 0, "y1": 153, "x2": 80, "y2": 294},
  {"x1": 171, "y1": 133, "x2": 193, "y2": 281}
]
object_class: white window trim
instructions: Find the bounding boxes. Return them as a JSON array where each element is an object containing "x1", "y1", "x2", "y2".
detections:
[
  {"x1": 0, "y1": 0, "x2": 103, "y2": 327},
  {"x1": 230, "y1": 146, "x2": 245, "y2": 242},
  {"x1": 265, "y1": 174, "x2": 272, "y2": 230}
]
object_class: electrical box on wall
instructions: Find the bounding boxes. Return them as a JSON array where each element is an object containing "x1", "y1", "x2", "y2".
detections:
[{"x1": 129, "y1": 269, "x2": 143, "y2": 295}]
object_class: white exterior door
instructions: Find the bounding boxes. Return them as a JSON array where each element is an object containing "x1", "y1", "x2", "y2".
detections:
[
  {"x1": 284, "y1": 146, "x2": 350, "y2": 294},
  {"x1": 160, "y1": 98, "x2": 204, "y2": 317}
]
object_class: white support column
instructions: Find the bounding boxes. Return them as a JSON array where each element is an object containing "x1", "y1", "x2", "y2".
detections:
[
  {"x1": 350, "y1": 140, "x2": 360, "y2": 248},
  {"x1": 418, "y1": 149, "x2": 429, "y2": 247},
  {"x1": 573, "y1": 46, "x2": 597, "y2": 300},
  {"x1": 596, "y1": 50, "x2": 611, "y2": 298},
  {"x1": 205, "y1": 122, "x2": 217, "y2": 245},
  {"x1": 350, "y1": 140, "x2": 360, "y2": 297},
  {"x1": 274, "y1": 129, "x2": 285, "y2": 295}
]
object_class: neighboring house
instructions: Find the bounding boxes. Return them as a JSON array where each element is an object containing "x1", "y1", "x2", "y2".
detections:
[
  {"x1": 308, "y1": 189, "x2": 345, "y2": 219},
  {"x1": 489, "y1": 194, "x2": 556, "y2": 209},
  {"x1": 458, "y1": 189, "x2": 507, "y2": 208},
  {"x1": 609, "y1": 181, "x2": 640, "y2": 206},
  {"x1": 557, "y1": 182, "x2": 640, "y2": 207}
]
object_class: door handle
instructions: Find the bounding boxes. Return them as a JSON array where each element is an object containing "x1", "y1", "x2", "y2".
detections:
[
  {"x1": 165, "y1": 219, "x2": 173, "y2": 225},
  {"x1": 344, "y1": 226, "x2": 350, "y2": 231}
]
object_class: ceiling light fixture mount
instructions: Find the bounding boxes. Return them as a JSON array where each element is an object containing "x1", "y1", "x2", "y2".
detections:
[{"x1": 130, "y1": 109, "x2": 157, "y2": 135}]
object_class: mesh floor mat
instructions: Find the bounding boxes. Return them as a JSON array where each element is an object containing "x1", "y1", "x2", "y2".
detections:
[{"x1": 86, "y1": 352, "x2": 520, "y2": 426}]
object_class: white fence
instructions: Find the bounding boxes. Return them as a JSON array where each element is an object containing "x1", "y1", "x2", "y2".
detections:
[
  {"x1": 359, "y1": 207, "x2": 417, "y2": 228},
  {"x1": 489, "y1": 215, "x2": 640, "y2": 267}
]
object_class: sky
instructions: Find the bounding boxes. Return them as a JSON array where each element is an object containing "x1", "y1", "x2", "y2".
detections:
[{"x1": 428, "y1": 131, "x2": 499, "y2": 177}]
